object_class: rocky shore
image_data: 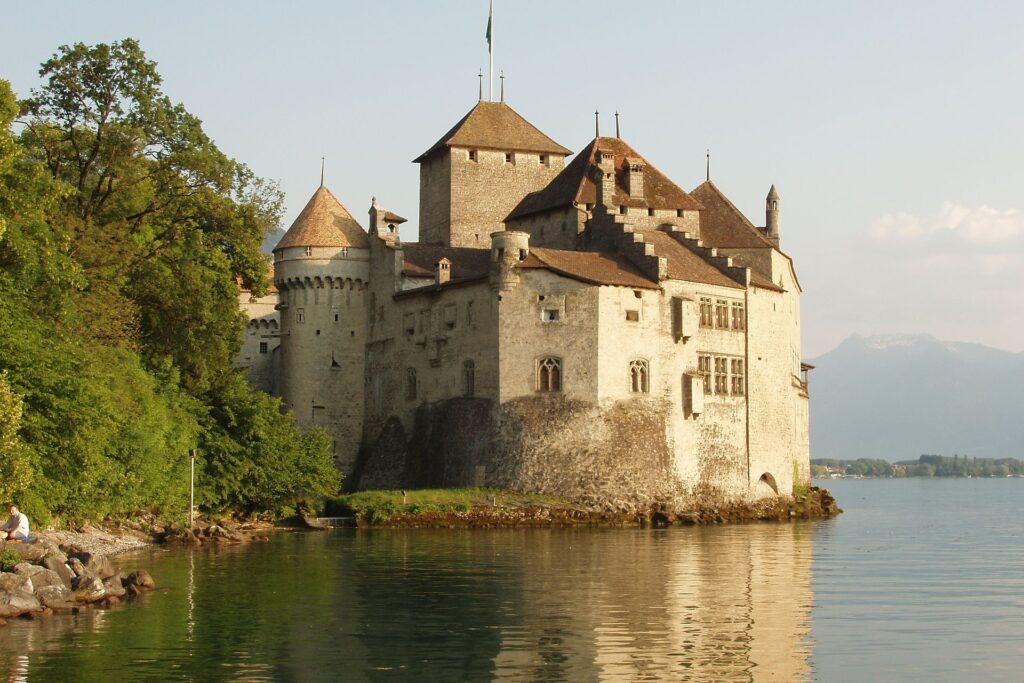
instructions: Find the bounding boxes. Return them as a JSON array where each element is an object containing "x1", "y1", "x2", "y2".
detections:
[
  {"x1": 347, "y1": 487, "x2": 842, "y2": 528},
  {"x1": 0, "y1": 517, "x2": 271, "y2": 626}
]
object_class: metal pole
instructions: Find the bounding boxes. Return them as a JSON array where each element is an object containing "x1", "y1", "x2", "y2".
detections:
[{"x1": 189, "y1": 448, "x2": 196, "y2": 528}]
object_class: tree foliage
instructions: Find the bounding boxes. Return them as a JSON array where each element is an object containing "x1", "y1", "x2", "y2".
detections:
[{"x1": 0, "y1": 40, "x2": 339, "y2": 521}]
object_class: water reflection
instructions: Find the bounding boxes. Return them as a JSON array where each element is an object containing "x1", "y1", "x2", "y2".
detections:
[{"x1": 0, "y1": 525, "x2": 813, "y2": 682}]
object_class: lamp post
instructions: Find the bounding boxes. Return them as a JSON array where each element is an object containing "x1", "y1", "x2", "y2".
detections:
[{"x1": 189, "y1": 448, "x2": 196, "y2": 528}]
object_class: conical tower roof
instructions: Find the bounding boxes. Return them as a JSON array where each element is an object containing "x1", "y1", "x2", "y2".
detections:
[{"x1": 274, "y1": 186, "x2": 368, "y2": 251}]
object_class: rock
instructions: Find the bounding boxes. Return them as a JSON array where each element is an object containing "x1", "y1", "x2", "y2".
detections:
[
  {"x1": 72, "y1": 576, "x2": 106, "y2": 604},
  {"x1": 0, "y1": 573, "x2": 33, "y2": 594},
  {"x1": 0, "y1": 541, "x2": 50, "y2": 563},
  {"x1": 68, "y1": 551, "x2": 116, "y2": 579},
  {"x1": 102, "y1": 575, "x2": 126, "y2": 599},
  {"x1": 0, "y1": 589, "x2": 42, "y2": 618},
  {"x1": 14, "y1": 565, "x2": 65, "y2": 592},
  {"x1": 35, "y1": 584, "x2": 73, "y2": 609},
  {"x1": 124, "y1": 570, "x2": 155, "y2": 593},
  {"x1": 42, "y1": 555, "x2": 73, "y2": 588},
  {"x1": 68, "y1": 557, "x2": 89, "y2": 578}
]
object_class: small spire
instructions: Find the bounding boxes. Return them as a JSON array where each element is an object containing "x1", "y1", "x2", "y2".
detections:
[
  {"x1": 478, "y1": 69, "x2": 483, "y2": 102},
  {"x1": 594, "y1": 110, "x2": 600, "y2": 138},
  {"x1": 320, "y1": 156, "x2": 325, "y2": 187},
  {"x1": 706, "y1": 149, "x2": 710, "y2": 182},
  {"x1": 615, "y1": 111, "x2": 620, "y2": 139},
  {"x1": 500, "y1": 70, "x2": 505, "y2": 102}
]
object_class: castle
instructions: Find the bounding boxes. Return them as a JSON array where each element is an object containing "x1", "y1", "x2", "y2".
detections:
[{"x1": 236, "y1": 99, "x2": 811, "y2": 503}]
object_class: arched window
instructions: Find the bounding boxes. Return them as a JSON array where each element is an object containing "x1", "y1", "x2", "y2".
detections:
[
  {"x1": 406, "y1": 368, "x2": 417, "y2": 401},
  {"x1": 630, "y1": 359, "x2": 649, "y2": 393},
  {"x1": 537, "y1": 357, "x2": 562, "y2": 392},
  {"x1": 464, "y1": 360, "x2": 475, "y2": 397}
]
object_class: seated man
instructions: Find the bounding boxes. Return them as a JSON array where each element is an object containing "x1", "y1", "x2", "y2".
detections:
[{"x1": 1, "y1": 505, "x2": 29, "y2": 541}]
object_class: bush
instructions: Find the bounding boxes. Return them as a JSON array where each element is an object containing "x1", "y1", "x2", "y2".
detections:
[{"x1": 0, "y1": 547, "x2": 20, "y2": 572}]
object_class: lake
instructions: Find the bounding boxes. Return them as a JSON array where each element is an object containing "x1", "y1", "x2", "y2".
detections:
[{"x1": 1, "y1": 478, "x2": 1022, "y2": 681}]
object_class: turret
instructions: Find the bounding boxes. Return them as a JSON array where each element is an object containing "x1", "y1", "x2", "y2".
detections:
[
  {"x1": 766, "y1": 184, "x2": 780, "y2": 246},
  {"x1": 489, "y1": 230, "x2": 530, "y2": 291}
]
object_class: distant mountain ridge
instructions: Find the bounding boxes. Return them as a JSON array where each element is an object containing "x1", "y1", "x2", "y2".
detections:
[{"x1": 807, "y1": 334, "x2": 1024, "y2": 461}]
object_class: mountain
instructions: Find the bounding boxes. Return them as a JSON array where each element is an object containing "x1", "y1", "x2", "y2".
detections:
[{"x1": 807, "y1": 334, "x2": 1024, "y2": 461}]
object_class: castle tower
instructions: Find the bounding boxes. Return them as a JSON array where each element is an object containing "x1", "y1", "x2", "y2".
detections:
[
  {"x1": 765, "y1": 184, "x2": 781, "y2": 246},
  {"x1": 273, "y1": 185, "x2": 369, "y2": 474},
  {"x1": 414, "y1": 101, "x2": 572, "y2": 248}
]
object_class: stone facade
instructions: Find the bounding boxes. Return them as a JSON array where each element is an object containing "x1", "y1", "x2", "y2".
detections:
[{"x1": 237, "y1": 99, "x2": 812, "y2": 505}]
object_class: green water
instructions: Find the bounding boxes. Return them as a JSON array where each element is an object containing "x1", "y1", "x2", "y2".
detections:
[{"x1": 1, "y1": 479, "x2": 1022, "y2": 682}]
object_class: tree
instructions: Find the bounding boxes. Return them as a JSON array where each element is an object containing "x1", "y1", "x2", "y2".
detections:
[{"x1": 0, "y1": 372, "x2": 32, "y2": 502}]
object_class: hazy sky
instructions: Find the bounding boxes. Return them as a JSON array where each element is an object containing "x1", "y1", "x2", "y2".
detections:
[{"x1": 3, "y1": 1, "x2": 1022, "y2": 357}]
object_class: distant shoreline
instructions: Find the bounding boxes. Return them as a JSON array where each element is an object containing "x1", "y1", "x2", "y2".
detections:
[{"x1": 812, "y1": 455, "x2": 1023, "y2": 479}]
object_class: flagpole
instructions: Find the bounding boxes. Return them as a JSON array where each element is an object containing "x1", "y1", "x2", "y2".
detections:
[{"x1": 488, "y1": 0, "x2": 494, "y2": 102}]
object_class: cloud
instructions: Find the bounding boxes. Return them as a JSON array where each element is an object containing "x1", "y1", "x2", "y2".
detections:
[{"x1": 870, "y1": 202, "x2": 1024, "y2": 246}]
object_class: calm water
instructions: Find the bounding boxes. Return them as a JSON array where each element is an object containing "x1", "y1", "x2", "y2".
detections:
[{"x1": 1, "y1": 479, "x2": 1022, "y2": 682}]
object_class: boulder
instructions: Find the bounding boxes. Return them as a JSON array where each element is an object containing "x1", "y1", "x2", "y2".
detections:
[
  {"x1": 0, "y1": 589, "x2": 42, "y2": 618},
  {"x1": 35, "y1": 584, "x2": 73, "y2": 609},
  {"x1": 71, "y1": 576, "x2": 106, "y2": 604},
  {"x1": 0, "y1": 572, "x2": 33, "y2": 594},
  {"x1": 68, "y1": 552, "x2": 116, "y2": 579},
  {"x1": 42, "y1": 556, "x2": 73, "y2": 588},
  {"x1": 0, "y1": 541, "x2": 50, "y2": 563},
  {"x1": 124, "y1": 570, "x2": 155, "y2": 593},
  {"x1": 102, "y1": 575, "x2": 126, "y2": 599},
  {"x1": 13, "y1": 565, "x2": 65, "y2": 591},
  {"x1": 68, "y1": 557, "x2": 89, "y2": 578}
]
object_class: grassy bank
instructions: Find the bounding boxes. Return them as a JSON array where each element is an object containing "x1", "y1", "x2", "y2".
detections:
[{"x1": 327, "y1": 488, "x2": 570, "y2": 524}]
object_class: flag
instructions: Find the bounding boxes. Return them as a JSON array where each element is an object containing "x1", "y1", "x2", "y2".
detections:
[{"x1": 486, "y1": 1, "x2": 492, "y2": 52}]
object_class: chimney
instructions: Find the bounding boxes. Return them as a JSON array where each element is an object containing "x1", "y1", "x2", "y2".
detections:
[
  {"x1": 626, "y1": 158, "x2": 644, "y2": 199},
  {"x1": 593, "y1": 148, "x2": 616, "y2": 209},
  {"x1": 368, "y1": 196, "x2": 406, "y2": 247},
  {"x1": 435, "y1": 257, "x2": 451, "y2": 285}
]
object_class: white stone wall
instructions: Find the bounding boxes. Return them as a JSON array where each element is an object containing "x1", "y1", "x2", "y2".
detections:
[
  {"x1": 274, "y1": 245, "x2": 369, "y2": 474},
  {"x1": 236, "y1": 290, "x2": 280, "y2": 394}
]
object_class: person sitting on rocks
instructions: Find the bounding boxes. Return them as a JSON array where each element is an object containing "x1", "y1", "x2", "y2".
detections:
[{"x1": 1, "y1": 504, "x2": 30, "y2": 541}]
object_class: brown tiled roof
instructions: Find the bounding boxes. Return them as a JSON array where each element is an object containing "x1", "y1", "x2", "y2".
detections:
[
  {"x1": 274, "y1": 186, "x2": 368, "y2": 250},
  {"x1": 382, "y1": 210, "x2": 407, "y2": 225},
  {"x1": 642, "y1": 231, "x2": 744, "y2": 289},
  {"x1": 414, "y1": 101, "x2": 571, "y2": 163},
  {"x1": 519, "y1": 247, "x2": 659, "y2": 289},
  {"x1": 690, "y1": 181, "x2": 775, "y2": 249},
  {"x1": 749, "y1": 271, "x2": 784, "y2": 291},
  {"x1": 400, "y1": 244, "x2": 491, "y2": 280},
  {"x1": 507, "y1": 137, "x2": 703, "y2": 220}
]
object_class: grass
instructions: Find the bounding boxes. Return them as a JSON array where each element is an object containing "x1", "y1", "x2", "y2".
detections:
[{"x1": 327, "y1": 488, "x2": 569, "y2": 524}]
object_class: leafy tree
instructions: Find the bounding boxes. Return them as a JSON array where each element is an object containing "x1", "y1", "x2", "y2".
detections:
[{"x1": 0, "y1": 371, "x2": 32, "y2": 502}]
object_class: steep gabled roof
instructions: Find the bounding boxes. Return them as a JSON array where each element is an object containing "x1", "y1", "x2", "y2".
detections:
[
  {"x1": 690, "y1": 181, "x2": 775, "y2": 249},
  {"x1": 519, "y1": 247, "x2": 659, "y2": 289},
  {"x1": 274, "y1": 186, "x2": 368, "y2": 251},
  {"x1": 642, "y1": 231, "x2": 744, "y2": 289},
  {"x1": 507, "y1": 137, "x2": 703, "y2": 220},
  {"x1": 414, "y1": 101, "x2": 571, "y2": 163}
]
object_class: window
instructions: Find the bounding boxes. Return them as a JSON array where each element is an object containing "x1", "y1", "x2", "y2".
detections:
[
  {"x1": 304, "y1": 246, "x2": 313, "y2": 256},
  {"x1": 542, "y1": 309, "x2": 560, "y2": 322},
  {"x1": 537, "y1": 357, "x2": 562, "y2": 392},
  {"x1": 406, "y1": 368, "x2": 417, "y2": 401},
  {"x1": 443, "y1": 304, "x2": 457, "y2": 330},
  {"x1": 296, "y1": 308, "x2": 305, "y2": 324},
  {"x1": 333, "y1": 310, "x2": 340, "y2": 323},
  {"x1": 731, "y1": 359, "x2": 745, "y2": 396},
  {"x1": 731, "y1": 302, "x2": 745, "y2": 331},
  {"x1": 630, "y1": 359, "x2": 650, "y2": 393},
  {"x1": 715, "y1": 299, "x2": 730, "y2": 329},
  {"x1": 625, "y1": 309, "x2": 640, "y2": 322},
  {"x1": 464, "y1": 360, "x2": 475, "y2": 397},
  {"x1": 404, "y1": 313, "x2": 416, "y2": 336},
  {"x1": 467, "y1": 301, "x2": 475, "y2": 327},
  {"x1": 468, "y1": 150, "x2": 478, "y2": 162},
  {"x1": 505, "y1": 152, "x2": 512, "y2": 163},
  {"x1": 259, "y1": 342, "x2": 268, "y2": 354},
  {"x1": 539, "y1": 154, "x2": 547, "y2": 165},
  {"x1": 714, "y1": 357, "x2": 728, "y2": 395},
  {"x1": 671, "y1": 297, "x2": 684, "y2": 341},
  {"x1": 699, "y1": 297, "x2": 713, "y2": 328},
  {"x1": 647, "y1": 208, "x2": 655, "y2": 217},
  {"x1": 340, "y1": 247, "x2": 349, "y2": 257},
  {"x1": 698, "y1": 355, "x2": 712, "y2": 394}
]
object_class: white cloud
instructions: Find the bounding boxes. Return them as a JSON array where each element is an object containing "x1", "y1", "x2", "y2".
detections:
[{"x1": 870, "y1": 202, "x2": 1024, "y2": 246}]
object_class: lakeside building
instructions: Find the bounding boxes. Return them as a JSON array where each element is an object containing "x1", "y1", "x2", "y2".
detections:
[{"x1": 237, "y1": 100, "x2": 811, "y2": 503}]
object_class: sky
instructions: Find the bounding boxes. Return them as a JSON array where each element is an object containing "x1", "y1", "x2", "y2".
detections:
[{"x1": 3, "y1": 1, "x2": 1022, "y2": 357}]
